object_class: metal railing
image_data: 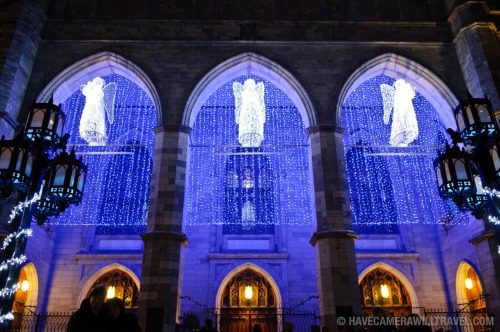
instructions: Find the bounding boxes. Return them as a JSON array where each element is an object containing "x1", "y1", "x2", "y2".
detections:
[
  {"x1": 12, "y1": 312, "x2": 72, "y2": 332},
  {"x1": 424, "y1": 308, "x2": 493, "y2": 332},
  {"x1": 180, "y1": 310, "x2": 319, "y2": 332}
]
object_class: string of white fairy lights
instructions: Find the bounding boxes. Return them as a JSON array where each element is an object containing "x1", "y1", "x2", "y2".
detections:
[
  {"x1": 482, "y1": 187, "x2": 500, "y2": 254},
  {"x1": 0, "y1": 185, "x2": 42, "y2": 323}
]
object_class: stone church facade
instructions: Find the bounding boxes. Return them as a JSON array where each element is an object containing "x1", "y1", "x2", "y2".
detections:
[{"x1": 0, "y1": 1, "x2": 499, "y2": 332}]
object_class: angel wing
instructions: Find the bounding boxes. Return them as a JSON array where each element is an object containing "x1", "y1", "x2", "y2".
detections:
[
  {"x1": 256, "y1": 82, "x2": 266, "y2": 124},
  {"x1": 380, "y1": 84, "x2": 395, "y2": 125},
  {"x1": 102, "y1": 82, "x2": 117, "y2": 124},
  {"x1": 233, "y1": 82, "x2": 244, "y2": 124}
]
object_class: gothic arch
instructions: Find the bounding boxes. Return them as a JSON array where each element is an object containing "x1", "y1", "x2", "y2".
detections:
[
  {"x1": 336, "y1": 53, "x2": 459, "y2": 132},
  {"x1": 456, "y1": 261, "x2": 485, "y2": 309},
  {"x1": 78, "y1": 263, "x2": 140, "y2": 305},
  {"x1": 36, "y1": 51, "x2": 162, "y2": 125},
  {"x1": 358, "y1": 262, "x2": 420, "y2": 311},
  {"x1": 182, "y1": 52, "x2": 316, "y2": 128},
  {"x1": 19, "y1": 262, "x2": 38, "y2": 308},
  {"x1": 215, "y1": 263, "x2": 282, "y2": 310}
]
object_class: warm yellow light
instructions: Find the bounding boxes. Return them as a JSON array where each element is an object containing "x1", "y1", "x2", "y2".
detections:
[
  {"x1": 21, "y1": 280, "x2": 29, "y2": 292},
  {"x1": 106, "y1": 286, "x2": 116, "y2": 299},
  {"x1": 380, "y1": 284, "x2": 389, "y2": 299},
  {"x1": 465, "y1": 278, "x2": 474, "y2": 290},
  {"x1": 244, "y1": 285, "x2": 253, "y2": 300}
]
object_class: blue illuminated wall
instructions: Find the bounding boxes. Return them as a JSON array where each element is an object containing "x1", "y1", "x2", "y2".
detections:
[
  {"x1": 186, "y1": 74, "x2": 313, "y2": 230},
  {"x1": 49, "y1": 74, "x2": 156, "y2": 234},
  {"x1": 341, "y1": 75, "x2": 459, "y2": 233}
]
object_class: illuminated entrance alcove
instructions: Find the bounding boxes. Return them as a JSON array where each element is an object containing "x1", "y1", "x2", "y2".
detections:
[
  {"x1": 11, "y1": 263, "x2": 38, "y2": 331},
  {"x1": 217, "y1": 266, "x2": 280, "y2": 332},
  {"x1": 456, "y1": 262, "x2": 486, "y2": 311},
  {"x1": 359, "y1": 267, "x2": 413, "y2": 316},
  {"x1": 83, "y1": 266, "x2": 140, "y2": 309}
]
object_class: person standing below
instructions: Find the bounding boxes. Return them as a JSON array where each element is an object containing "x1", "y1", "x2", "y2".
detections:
[
  {"x1": 105, "y1": 297, "x2": 142, "y2": 332},
  {"x1": 200, "y1": 318, "x2": 217, "y2": 332},
  {"x1": 67, "y1": 284, "x2": 107, "y2": 332}
]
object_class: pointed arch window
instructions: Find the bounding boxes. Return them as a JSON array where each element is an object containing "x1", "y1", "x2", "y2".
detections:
[
  {"x1": 221, "y1": 269, "x2": 275, "y2": 308},
  {"x1": 89, "y1": 269, "x2": 139, "y2": 308},
  {"x1": 359, "y1": 268, "x2": 412, "y2": 316}
]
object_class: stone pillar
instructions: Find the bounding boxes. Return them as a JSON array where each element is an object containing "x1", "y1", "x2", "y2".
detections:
[
  {"x1": 0, "y1": 0, "x2": 49, "y2": 137},
  {"x1": 469, "y1": 231, "x2": 500, "y2": 332},
  {"x1": 138, "y1": 125, "x2": 190, "y2": 332},
  {"x1": 308, "y1": 125, "x2": 361, "y2": 332},
  {"x1": 449, "y1": 2, "x2": 500, "y2": 108}
]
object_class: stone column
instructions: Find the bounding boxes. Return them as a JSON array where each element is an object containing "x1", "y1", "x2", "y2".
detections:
[
  {"x1": 469, "y1": 231, "x2": 500, "y2": 332},
  {"x1": 308, "y1": 125, "x2": 361, "y2": 332},
  {"x1": 0, "y1": 0, "x2": 49, "y2": 137},
  {"x1": 138, "y1": 125, "x2": 190, "y2": 332},
  {"x1": 449, "y1": 2, "x2": 500, "y2": 108},
  {"x1": 449, "y1": 3, "x2": 500, "y2": 325}
]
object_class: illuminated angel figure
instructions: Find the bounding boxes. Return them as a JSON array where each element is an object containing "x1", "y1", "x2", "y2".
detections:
[
  {"x1": 79, "y1": 77, "x2": 117, "y2": 145},
  {"x1": 380, "y1": 79, "x2": 418, "y2": 147},
  {"x1": 233, "y1": 79, "x2": 266, "y2": 147}
]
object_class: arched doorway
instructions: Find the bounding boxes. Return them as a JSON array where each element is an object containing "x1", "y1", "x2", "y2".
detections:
[
  {"x1": 219, "y1": 269, "x2": 277, "y2": 332},
  {"x1": 11, "y1": 263, "x2": 38, "y2": 330},
  {"x1": 359, "y1": 268, "x2": 413, "y2": 316},
  {"x1": 456, "y1": 262, "x2": 486, "y2": 311},
  {"x1": 86, "y1": 268, "x2": 140, "y2": 310}
]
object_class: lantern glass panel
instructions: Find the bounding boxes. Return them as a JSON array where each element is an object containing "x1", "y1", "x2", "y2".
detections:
[
  {"x1": 456, "y1": 114, "x2": 466, "y2": 132},
  {"x1": 473, "y1": 175, "x2": 485, "y2": 194},
  {"x1": 453, "y1": 159, "x2": 468, "y2": 180},
  {"x1": 25, "y1": 155, "x2": 33, "y2": 178},
  {"x1": 77, "y1": 171, "x2": 85, "y2": 192},
  {"x1": 0, "y1": 148, "x2": 12, "y2": 169},
  {"x1": 53, "y1": 166, "x2": 67, "y2": 186},
  {"x1": 47, "y1": 112, "x2": 56, "y2": 130},
  {"x1": 15, "y1": 149, "x2": 24, "y2": 172},
  {"x1": 444, "y1": 161, "x2": 451, "y2": 181},
  {"x1": 465, "y1": 106, "x2": 475, "y2": 125},
  {"x1": 491, "y1": 146, "x2": 500, "y2": 170},
  {"x1": 69, "y1": 168, "x2": 76, "y2": 187},
  {"x1": 435, "y1": 165, "x2": 443, "y2": 186},
  {"x1": 31, "y1": 109, "x2": 45, "y2": 128},
  {"x1": 477, "y1": 104, "x2": 490, "y2": 122},
  {"x1": 56, "y1": 117, "x2": 64, "y2": 136}
]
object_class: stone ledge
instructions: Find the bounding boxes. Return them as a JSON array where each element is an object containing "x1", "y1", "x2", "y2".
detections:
[
  {"x1": 208, "y1": 253, "x2": 289, "y2": 259},
  {"x1": 469, "y1": 230, "x2": 496, "y2": 246},
  {"x1": 75, "y1": 253, "x2": 143, "y2": 261},
  {"x1": 355, "y1": 252, "x2": 420, "y2": 260},
  {"x1": 309, "y1": 230, "x2": 358, "y2": 246}
]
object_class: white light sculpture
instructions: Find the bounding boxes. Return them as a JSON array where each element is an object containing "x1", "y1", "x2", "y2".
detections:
[
  {"x1": 79, "y1": 77, "x2": 117, "y2": 145},
  {"x1": 380, "y1": 79, "x2": 418, "y2": 147},
  {"x1": 233, "y1": 79, "x2": 266, "y2": 147}
]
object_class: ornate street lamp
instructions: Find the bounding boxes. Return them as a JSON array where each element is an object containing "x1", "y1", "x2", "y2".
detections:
[
  {"x1": 0, "y1": 98, "x2": 86, "y2": 326},
  {"x1": 434, "y1": 93, "x2": 500, "y2": 219}
]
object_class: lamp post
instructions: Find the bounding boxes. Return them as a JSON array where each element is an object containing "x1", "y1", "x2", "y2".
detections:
[
  {"x1": 0, "y1": 98, "x2": 86, "y2": 328},
  {"x1": 434, "y1": 93, "x2": 500, "y2": 222}
]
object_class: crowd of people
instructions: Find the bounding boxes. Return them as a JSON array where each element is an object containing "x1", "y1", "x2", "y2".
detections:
[{"x1": 66, "y1": 284, "x2": 142, "y2": 332}]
